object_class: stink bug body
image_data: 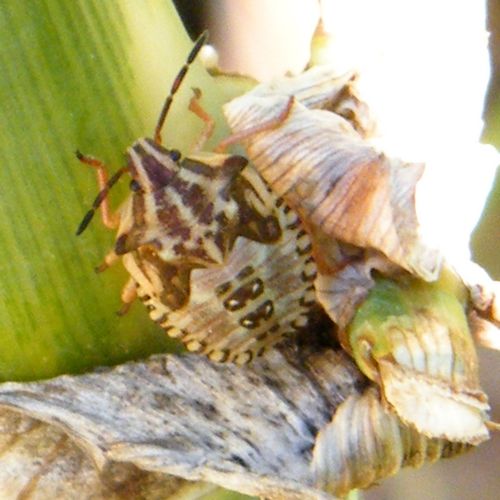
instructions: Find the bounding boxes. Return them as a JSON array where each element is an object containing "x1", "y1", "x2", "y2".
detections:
[{"x1": 76, "y1": 32, "x2": 316, "y2": 363}]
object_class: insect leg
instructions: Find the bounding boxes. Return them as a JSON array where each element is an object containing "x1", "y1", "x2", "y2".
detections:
[
  {"x1": 486, "y1": 420, "x2": 500, "y2": 432},
  {"x1": 215, "y1": 95, "x2": 295, "y2": 152},
  {"x1": 188, "y1": 87, "x2": 215, "y2": 152},
  {"x1": 76, "y1": 151, "x2": 122, "y2": 232},
  {"x1": 116, "y1": 277, "x2": 138, "y2": 316},
  {"x1": 94, "y1": 249, "x2": 120, "y2": 273}
]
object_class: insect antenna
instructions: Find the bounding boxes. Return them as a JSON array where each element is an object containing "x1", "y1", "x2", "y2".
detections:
[
  {"x1": 76, "y1": 33, "x2": 208, "y2": 236},
  {"x1": 154, "y1": 30, "x2": 208, "y2": 144},
  {"x1": 76, "y1": 165, "x2": 127, "y2": 235}
]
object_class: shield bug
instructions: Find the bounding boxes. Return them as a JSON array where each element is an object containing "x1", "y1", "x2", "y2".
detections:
[{"x1": 76, "y1": 32, "x2": 317, "y2": 364}]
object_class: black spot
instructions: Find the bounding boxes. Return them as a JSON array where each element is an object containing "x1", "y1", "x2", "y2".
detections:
[
  {"x1": 249, "y1": 278, "x2": 264, "y2": 298},
  {"x1": 239, "y1": 300, "x2": 274, "y2": 329},
  {"x1": 262, "y1": 300, "x2": 274, "y2": 319},
  {"x1": 239, "y1": 317, "x2": 256, "y2": 329},
  {"x1": 169, "y1": 149, "x2": 181, "y2": 161},
  {"x1": 223, "y1": 278, "x2": 263, "y2": 311},
  {"x1": 129, "y1": 179, "x2": 141, "y2": 192},
  {"x1": 224, "y1": 296, "x2": 243, "y2": 311}
]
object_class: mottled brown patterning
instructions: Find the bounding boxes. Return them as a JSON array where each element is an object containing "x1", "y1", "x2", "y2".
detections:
[
  {"x1": 77, "y1": 33, "x2": 317, "y2": 364},
  {"x1": 119, "y1": 140, "x2": 316, "y2": 364}
]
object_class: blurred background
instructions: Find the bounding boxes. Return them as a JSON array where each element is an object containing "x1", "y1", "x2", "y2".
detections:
[{"x1": 173, "y1": 1, "x2": 500, "y2": 499}]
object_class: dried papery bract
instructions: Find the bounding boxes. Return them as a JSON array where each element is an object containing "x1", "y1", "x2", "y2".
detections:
[
  {"x1": 346, "y1": 270, "x2": 490, "y2": 444},
  {"x1": 312, "y1": 386, "x2": 470, "y2": 497},
  {"x1": 223, "y1": 90, "x2": 441, "y2": 284},
  {"x1": 314, "y1": 250, "x2": 400, "y2": 328},
  {"x1": 247, "y1": 66, "x2": 375, "y2": 136},
  {"x1": 77, "y1": 34, "x2": 317, "y2": 364}
]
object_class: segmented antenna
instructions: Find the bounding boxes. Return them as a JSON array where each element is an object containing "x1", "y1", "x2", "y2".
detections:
[
  {"x1": 76, "y1": 32, "x2": 208, "y2": 235},
  {"x1": 154, "y1": 30, "x2": 209, "y2": 144}
]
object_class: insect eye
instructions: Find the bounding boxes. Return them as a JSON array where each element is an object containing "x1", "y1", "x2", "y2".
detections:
[
  {"x1": 129, "y1": 179, "x2": 142, "y2": 192},
  {"x1": 169, "y1": 149, "x2": 181, "y2": 162}
]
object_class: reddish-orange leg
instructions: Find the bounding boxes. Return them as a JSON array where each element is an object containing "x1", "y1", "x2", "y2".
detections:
[
  {"x1": 188, "y1": 87, "x2": 215, "y2": 152},
  {"x1": 116, "y1": 277, "x2": 138, "y2": 316},
  {"x1": 487, "y1": 421, "x2": 500, "y2": 432},
  {"x1": 76, "y1": 151, "x2": 121, "y2": 230},
  {"x1": 77, "y1": 152, "x2": 136, "y2": 313},
  {"x1": 215, "y1": 95, "x2": 295, "y2": 153}
]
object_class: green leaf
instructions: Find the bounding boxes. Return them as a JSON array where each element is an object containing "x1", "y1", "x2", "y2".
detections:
[{"x1": 0, "y1": 0, "x2": 237, "y2": 381}]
